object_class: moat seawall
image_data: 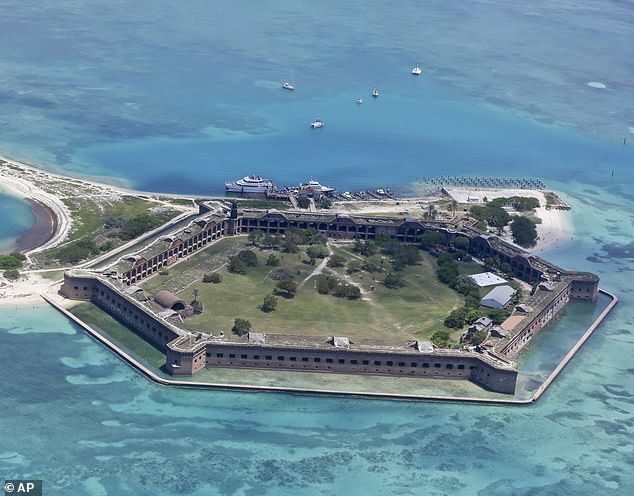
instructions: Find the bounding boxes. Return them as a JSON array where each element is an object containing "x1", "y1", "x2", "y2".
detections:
[
  {"x1": 53, "y1": 206, "x2": 613, "y2": 402},
  {"x1": 42, "y1": 288, "x2": 616, "y2": 404}
]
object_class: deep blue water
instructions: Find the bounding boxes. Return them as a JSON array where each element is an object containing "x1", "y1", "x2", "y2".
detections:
[{"x1": 1, "y1": 1, "x2": 634, "y2": 494}]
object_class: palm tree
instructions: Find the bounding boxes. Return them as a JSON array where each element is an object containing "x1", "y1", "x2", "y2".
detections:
[{"x1": 192, "y1": 288, "x2": 199, "y2": 303}]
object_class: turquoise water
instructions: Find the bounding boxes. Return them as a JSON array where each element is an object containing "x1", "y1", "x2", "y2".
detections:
[
  {"x1": 1, "y1": 0, "x2": 634, "y2": 494},
  {"x1": 0, "y1": 192, "x2": 35, "y2": 253}
]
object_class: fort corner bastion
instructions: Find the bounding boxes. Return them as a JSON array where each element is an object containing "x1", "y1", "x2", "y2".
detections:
[{"x1": 61, "y1": 204, "x2": 600, "y2": 396}]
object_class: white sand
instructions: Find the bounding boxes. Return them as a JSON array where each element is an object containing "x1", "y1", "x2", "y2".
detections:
[
  {"x1": 441, "y1": 188, "x2": 571, "y2": 253},
  {"x1": 0, "y1": 159, "x2": 73, "y2": 255},
  {"x1": 0, "y1": 155, "x2": 198, "y2": 307}
]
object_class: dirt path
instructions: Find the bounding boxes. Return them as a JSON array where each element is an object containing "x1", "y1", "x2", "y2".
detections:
[{"x1": 298, "y1": 244, "x2": 333, "y2": 289}]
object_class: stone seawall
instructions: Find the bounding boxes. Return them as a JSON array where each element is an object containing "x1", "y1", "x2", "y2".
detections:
[
  {"x1": 43, "y1": 288, "x2": 617, "y2": 405},
  {"x1": 61, "y1": 272, "x2": 518, "y2": 394}
]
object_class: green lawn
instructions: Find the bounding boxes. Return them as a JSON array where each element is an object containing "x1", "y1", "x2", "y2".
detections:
[{"x1": 148, "y1": 239, "x2": 464, "y2": 341}]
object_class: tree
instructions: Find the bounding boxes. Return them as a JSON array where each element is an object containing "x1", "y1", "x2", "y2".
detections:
[
  {"x1": 333, "y1": 282, "x2": 361, "y2": 299},
  {"x1": 444, "y1": 308, "x2": 467, "y2": 328},
  {"x1": 191, "y1": 300, "x2": 203, "y2": 315},
  {"x1": 394, "y1": 245, "x2": 421, "y2": 267},
  {"x1": 327, "y1": 254, "x2": 346, "y2": 268},
  {"x1": 228, "y1": 256, "x2": 246, "y2": 274},
  {"x1": 232, "y1": 318, "x2": 251, "y2": 336},
  {"x1": 346, "y1": 259, "x2": 362, "y2": 274},
  {"x1": 266, "y1": 254, "x2": 280, "y2": 266},
  {"x1": 419, "y1": 230, "x2": 447, "y2": 250},
  {"x1": 192, "y1": 288, "x2": 199, "y2": 303},
  {"x1": 353, "y1": 240, "x2": 378, "y2": 257},
  {"x1": 297, "y1": 197, "x2": 310, "y2": 209},
  {"x1": 248, "y1": 231, "x2": 263, "y2": 246},
  {"x1": 3, "y1": 269, "x2": 20, "y2": 280},
  {"x1": 203, "y1": 272, "x2": 222, "y2": 283},
  {"x1": 470, "y1": 330, "x2": 488, "y2": 346},
  {"x1": 510, "y1": 216, "x2": 538, "y2": 248},
  {"x1": 237, "y1": 250, "x2": 257, "y2": 267},
  {"x1": 281, "y1": 237, "x2": 299, "y2": 253},
  {"x1": 384, "y1": 271, "x2": 406, "y2": 288},
  {"x1": 276, "y1": 277, "x2": 297, "y2": 298},
  {"x1": 306, "y1": 245, "x2": 328, "y2": 264},
  {"x1": 431, "y1": 329, "x2": 452, "y2": 348},
  {"x1": 261, "y1": 294, "x2": 278, "y2": 312}
]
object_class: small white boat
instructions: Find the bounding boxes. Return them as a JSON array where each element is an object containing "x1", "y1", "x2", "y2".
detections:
[
  {"x1": 356, "y1": 97, "x2": 363, "y2": 104},
  {"x1": 282, "y1": 70, "x2": 295, "y2": 90},
  {"x1": 412, "y1": 57, "x2": 423, "y2": 75},
  {"x1": 310, "y1": 119, "x2": 324, "y2": 128},
  {"x1": 372, "y1": 87, "x2": 379, "y2": 97}
]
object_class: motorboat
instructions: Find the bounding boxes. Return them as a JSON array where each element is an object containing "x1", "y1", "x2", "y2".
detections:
[
  {"x1": 310, "y1": 119, "x2": 324, "y2": 128},
  {"x1": 301, "y1": 178, "x2": 336, "y2": 194},
  {"x1": 282, "y1": 70, "x2": 295, "y2": 90},
  {"x1": 225, "y1": 175, "x2": 276, "y2": 193},
  {"x1": 356, "y1": 97, "x2": 363, "y2": 104},
  {"x1": 412, "y1": 57, "x2": 423, "y2": 75},
  {"x1": 372, "y1": 87, "x2": 379, "y2": 97}
]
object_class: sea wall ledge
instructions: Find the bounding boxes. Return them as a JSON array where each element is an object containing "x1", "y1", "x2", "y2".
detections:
[{"x1": 41, "y1": 288, "x2": 617, "y2": 405}]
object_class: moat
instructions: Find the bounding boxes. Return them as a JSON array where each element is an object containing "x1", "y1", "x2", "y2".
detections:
[{"x1": 57, "y1": 201, "x2": 616, "y2": 402}]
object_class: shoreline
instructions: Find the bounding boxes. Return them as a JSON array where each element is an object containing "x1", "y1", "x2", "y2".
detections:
[
  {"x1": 15, "y1": 198, "x2": 58, "y2": 253},
  {"x1": 0, "y1": 155, "x2": 574, "y2": 307}
]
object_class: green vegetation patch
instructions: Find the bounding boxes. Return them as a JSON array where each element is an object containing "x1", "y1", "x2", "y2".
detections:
[
  {"x1": 35, "y1": 196, "x2": 182, "y2": 267},
  {"x1": 145, "y1": 235, "x2": 463, "y2": 342}
]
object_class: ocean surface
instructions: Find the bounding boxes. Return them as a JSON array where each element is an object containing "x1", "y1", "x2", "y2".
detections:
[{"x1": 1, "y1": 0, "x2": 633, "y2": 494}]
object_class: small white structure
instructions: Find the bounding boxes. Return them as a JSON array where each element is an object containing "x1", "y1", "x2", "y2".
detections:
[
  {"x1": 248, "y1": 332, "x2": 266, "y2": 344},
  {"x1": 331, "y1": 336, "x2": 350, "y2": 348},
  {"x1": 414, "y1": 341, "x2": 435, "y2": 353},
  {"x1": 481, "y1": 285, "x2": 516, "y2": 309},
  {"x1": 469, "y1": 272, "x2": 507, "y2": 287}
]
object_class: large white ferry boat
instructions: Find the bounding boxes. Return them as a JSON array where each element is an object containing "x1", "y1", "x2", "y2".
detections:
[{"x1": 225, "y1": 175, "x2": 276, "y2": 193}]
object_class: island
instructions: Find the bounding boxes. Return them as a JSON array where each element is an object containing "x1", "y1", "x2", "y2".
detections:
[{"x1": 0, "y1": 156, "x2": 618, "y2": 403}]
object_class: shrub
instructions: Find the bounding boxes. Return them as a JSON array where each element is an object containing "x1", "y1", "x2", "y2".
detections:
[
  {"x1": 261, "y1": 294, "x2": 278, "y2": 313},
  {"x1": 232, "y1": 318, "x2": 251, "y2": 336},
  {"x1": 3, "y1": 269, "x2": 20, "y2": 280},
  {"x1": 203, "y1": 272, "x2": 222, "y2": 284}
]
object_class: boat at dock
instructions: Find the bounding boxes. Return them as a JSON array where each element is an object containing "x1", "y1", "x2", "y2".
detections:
[
  {"x1": 225, "y1": 175, "x2": 276, "y2": 193},
  {"x1": 300, "y1": 178, "x2": 336, "y2": 194}
]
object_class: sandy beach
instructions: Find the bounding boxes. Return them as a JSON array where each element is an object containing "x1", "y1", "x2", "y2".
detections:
[
  {"x1": 442, "y1": 187, "x2": 572, "y2": 253},
  {"x1": 0, "y1": 157, "x2": 73, "y2": 256}
]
